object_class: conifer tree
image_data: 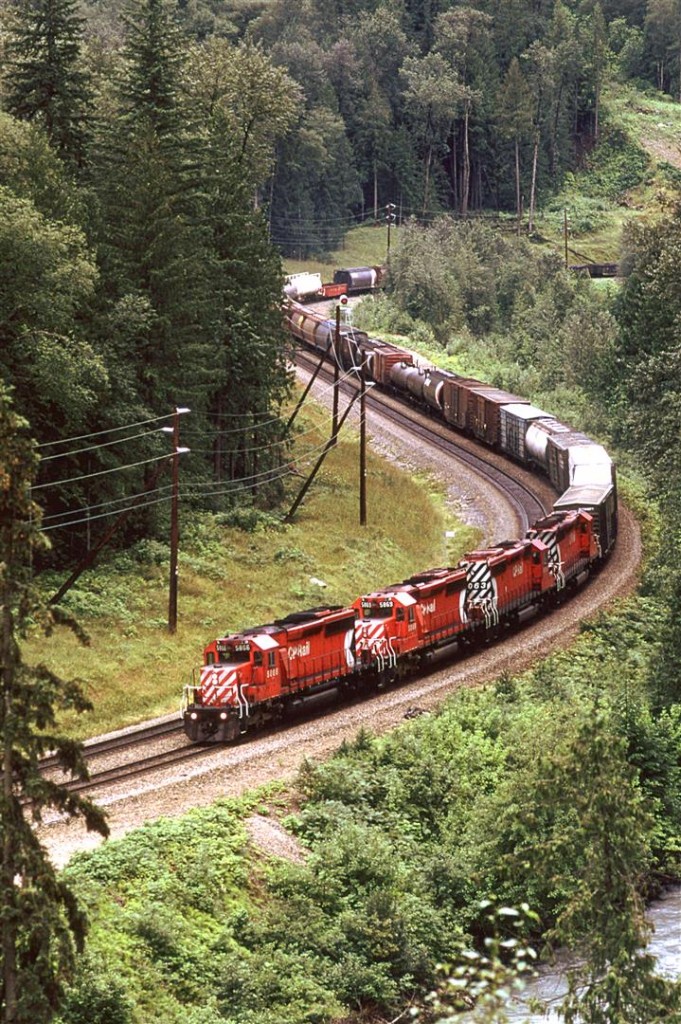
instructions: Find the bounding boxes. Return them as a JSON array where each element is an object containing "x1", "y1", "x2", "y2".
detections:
[
  {"x1": 93, "y1": 0, "x2": 217, "y2": 419},
  {"x1": 498, "y1": 57, "x2": 533, "y2": 227},
  {"x1": 0, "y1": 385, "x2": 108, "y2": 1024},
  {"x1": 4, "y1": 0, "x2": 91, "y2": 167}
]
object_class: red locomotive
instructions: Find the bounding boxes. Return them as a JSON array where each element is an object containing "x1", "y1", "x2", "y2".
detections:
[
  {"x1": 184, "y1": 605, "x2": 357, "y2": 742},
  {"x1": 183, "y1": 511, "x2": 599, "y2": 743}
]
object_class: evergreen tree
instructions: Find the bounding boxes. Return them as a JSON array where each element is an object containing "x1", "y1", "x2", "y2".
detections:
[
  {"x1": 4, "y1": 0, "x2": 92, "y2": 167},
  {"x1": 498, "y1": 57, "x2": 534, "y2": 227},
  {"x1": 92, "y1": 0, "x2": 217, "y2": 420},
  {"x1": 0, "y1": 385, "x2": 108, "y2": 1024}
]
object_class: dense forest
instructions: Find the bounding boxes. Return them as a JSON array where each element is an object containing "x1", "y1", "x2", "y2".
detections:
[
  {"x1": 1, "y1": 1, "x2": 681, "y2": 1022},
  {"x1": 0, "y1": 0, "x2": 679, "y2": 569}
]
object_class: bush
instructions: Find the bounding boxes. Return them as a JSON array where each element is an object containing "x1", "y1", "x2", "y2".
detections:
[{"x1": 57, "y1": 965, "x2": 133, "y2": 1024}]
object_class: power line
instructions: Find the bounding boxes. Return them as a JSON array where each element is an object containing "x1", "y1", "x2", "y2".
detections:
[
  {"x1": 38, "y1": 417, "x2": 362, "y2": 533},
  {"x1": 40, "y1": 483, "x2": 175, "y2": 524},
  {"x1": 37, "y1": 412, "x2": 177, "y2": 450},
  {"x1": 32, "y1": 451, "x2": 177, "y2": 492},
  {"x1": 40, "y1": 426, "x2": 172, "y2": 462},
  {"x1": 40, "y1": 491, "x2": 177, "y2": 533}
]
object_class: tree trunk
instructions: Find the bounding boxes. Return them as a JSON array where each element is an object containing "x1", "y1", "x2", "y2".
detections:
[
  {"x1": 423, "y1": 144, "x2": 432, "y2": 216},
  {"x1": 529, "y1": 129, "x2": 539, "y2": 234},
  {"x1": 461, "y1": 104, "x2": 470, "y2": 216},
  {"x1": 213, "y1": 395, "x2": 223, "y2": 483},
  {"x1": 550, "y1": 79, "x2": 564, "y2": 175},
  {"x1": 452, "y1": 131, "x2": 458, "y2": 211},
  {"x1": 1, "y1": 547, "x2": 18, "y2": 1024},
  {"x1": 515, "y1": 136, "x2": 521, "y2": 234},
  {"x1": 594, "y1": 73, "x2": 600, "y2": 140},
  {"x1": 373, "y1": 159, "x2": 378, "y2": 222}
]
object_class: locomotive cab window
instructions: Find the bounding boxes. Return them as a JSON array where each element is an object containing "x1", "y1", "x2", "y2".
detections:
[
  {"x1": 218, "y1": 647, "x2": 250, "y2": 664},
  {"x1": 408, "y1": 607, "x2": 415, "y2": 624},
  {"x1": 396, "y1": 608, "x2": 405, "y2": 622},
  {"x1": 268, "y1": 652, "x2": 276, "y2": 669},
  {"x1": 205, "y1": 652, "x2": 216, "y2": 665},
  {"x1": 253, "y1": 651, "x2": 263, "y2": 666},
  {"x1": 361, "y1": 602, "x2": 393, "y2": 619}
]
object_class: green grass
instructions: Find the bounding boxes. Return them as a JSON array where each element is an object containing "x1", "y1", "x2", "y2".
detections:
[
  {"x1": 30, "y1": 396, "x2": 478, "y2": 740},
  {"x1": 533, "y1": 82, "x2": 681, "y2": 262},
  {"x1": 283, "y1": 223, "x2": 398, "y2": 278}
]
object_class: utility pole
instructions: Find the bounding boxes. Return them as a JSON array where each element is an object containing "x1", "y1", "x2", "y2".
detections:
[
  {"x1": 359, "y1": 356, "x2": 367, "y2": 526},
  {"x1": 332, "y1": 305, "x2": 341, "y2": 445},
  {"x1": 386, "y1": 202, "x2": 396, "y2": 260},
  {"x1": 284, "y1": 390, "x2": 362, "y2": 522},
  {"x1": 168, "y1": 406, "x2": 190, "y2": 634}
]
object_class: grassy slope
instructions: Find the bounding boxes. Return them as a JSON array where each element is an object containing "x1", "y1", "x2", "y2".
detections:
[
  {"x1": 32, "y1": 401, "x2": 478, "y2": 740},
  {"x1": 534, "y1": 82, "x2": 681, "y2": 262},
  {"x1": 283, "y1": 223, "x2": 399, "y2": 279}
]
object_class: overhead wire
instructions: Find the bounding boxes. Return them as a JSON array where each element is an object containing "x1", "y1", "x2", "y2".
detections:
[
  {"x1": 31, "y1": 451, "x2": 178, "y2": 491},
  {"x1": 37, "y1": 412, "x2": 177, "y2": 449},
  {"x1": 40, "y1": 491, "x2": 178, "y2": 532},
  {"x1": 35, "y1": 318, "x2": 367, "y2": 530},
  {"x1": 40, "y1": 482, "x2": 176, "y2": 524},
  {"x1": 40, "y1": 426, "x2": 173, "y2": 462}
]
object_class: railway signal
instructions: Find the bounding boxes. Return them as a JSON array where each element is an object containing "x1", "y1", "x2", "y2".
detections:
[{"x1": 386, "y1": 202, "x2": 396, "y2": 257}]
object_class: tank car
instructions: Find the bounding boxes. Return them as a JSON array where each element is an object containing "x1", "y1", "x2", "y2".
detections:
[
  {"x1": 499, "y1": 404, "x2": 552, "y2": 463},
  {"x1": 333, "y1": 267, "x2": 379, "y2": 293},
  {"x1": 389, "y1": 363, "x2": 429, "y2": 404},
  {"x1": 422, "y1": 367, "x2": 453, "y2": 415},
  {"x1": 284, "y1": 272, "x2": 323, "y2": 301},
  {"x1": 364, "y1": 343, "x2": 413, "y2": 386}
]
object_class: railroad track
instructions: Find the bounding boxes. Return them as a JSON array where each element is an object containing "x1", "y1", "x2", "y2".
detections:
[
  {"x1": 40, "y1": 351, "x2": 555, "y2": 800},
  {"x1": 295, "y1": 346, "x2": 550, "y2": 533},
  {"x1": 47, "y1": 690, "x2": 355, "y2": 796},
  {"x1": 42, "y1": 718, "x2": 183, "y2": 772}
]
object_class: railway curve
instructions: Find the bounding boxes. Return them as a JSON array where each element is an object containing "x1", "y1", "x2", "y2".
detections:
[{"x1": 39, "y1": 364, "x2": 640, "y2": 866}]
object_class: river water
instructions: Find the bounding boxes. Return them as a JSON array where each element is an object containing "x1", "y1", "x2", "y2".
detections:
[{"x1": 503, "y1": 887, "x2": 680, "y2": 1022}]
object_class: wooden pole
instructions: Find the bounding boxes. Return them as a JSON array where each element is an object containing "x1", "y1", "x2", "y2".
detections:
[
  {"x1": 564, "y1": 208, "x2": 569, "y2": 269},
  {"x1": 360, "y1": 356, "x2": 367, "y2": 526},
  {"x1": 332, "y1": 307, "x2": 340, "y2": 445},
  {"x1": 168, "y1": 409, "x2": 180, "y2": 634},
  {"x1": 286, "y1": 347, "x2": 328, "y2": 434}
]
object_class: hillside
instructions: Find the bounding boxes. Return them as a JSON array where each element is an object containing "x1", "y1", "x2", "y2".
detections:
[{"x1": 1, "y1": 3, "x2": 681, "y2": 1024}]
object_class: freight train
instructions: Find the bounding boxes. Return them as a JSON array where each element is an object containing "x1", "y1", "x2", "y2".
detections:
[{"x1": 182, "y1": 272, "x2": 617, "y2": 743}]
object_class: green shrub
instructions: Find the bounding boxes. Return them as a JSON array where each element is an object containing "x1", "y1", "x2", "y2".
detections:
[{"x1": 57, "y1": 963, "x2": 133, "y2": 1024}]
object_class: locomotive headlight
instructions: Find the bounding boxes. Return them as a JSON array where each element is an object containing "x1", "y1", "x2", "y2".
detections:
[
  {"x1": 220, "y1": 712, "x2": 228, "y2": 720},
  {"x1": 190, "y1": 712, "x2": 198, "y2": 720}
]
